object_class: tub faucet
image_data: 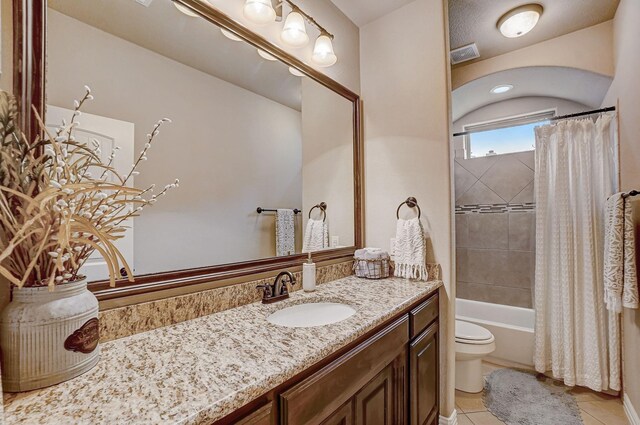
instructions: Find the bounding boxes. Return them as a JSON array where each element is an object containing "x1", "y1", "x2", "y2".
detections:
[{"x1": 257, "y1": 271, "x2": 297, "y2": 304}]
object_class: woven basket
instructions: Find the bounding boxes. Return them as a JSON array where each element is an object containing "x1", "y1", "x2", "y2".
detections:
[{"x1": 353, "y1": 257, "x2": 390, "y2": 279}]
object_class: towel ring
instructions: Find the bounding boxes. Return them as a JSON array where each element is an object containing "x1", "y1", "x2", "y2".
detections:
[
  {"x1": 308, "y1": 202, "x2": 327, "y2": 222},
  {"x1": 396, "y1": 197, "x2": 421, "y2": 219}
]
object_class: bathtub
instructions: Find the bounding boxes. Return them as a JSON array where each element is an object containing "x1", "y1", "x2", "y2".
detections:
[{"x1": 456, "y1": 298, "x2": 535, "y2": 368}]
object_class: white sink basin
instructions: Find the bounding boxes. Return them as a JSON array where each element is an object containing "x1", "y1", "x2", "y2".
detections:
[{"x1": 267, "y1": 302, "x2": 356, "y2": 328}]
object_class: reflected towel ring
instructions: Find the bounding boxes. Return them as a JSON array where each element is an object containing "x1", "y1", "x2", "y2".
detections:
[
  {"x1": 308, "y1": 202, "x2": 327, "y2": 222},
  {"x1": 396, "y1": 197, "x2": 421, "y2": 219}
]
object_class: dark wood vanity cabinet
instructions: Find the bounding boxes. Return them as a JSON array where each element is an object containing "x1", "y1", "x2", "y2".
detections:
[
  {"x1": 280, "y1": 316, "x2": 409, "y2": 425},
  {"x1": 230, "y1": 292, "x2": 439, "y2": 425}
]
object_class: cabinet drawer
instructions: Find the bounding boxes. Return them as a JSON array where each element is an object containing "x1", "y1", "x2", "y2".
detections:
[
  {"x1": 280, "y1": 316, "x2": 409, "y2": 425},
  {"x1": 410, "y1": 294, "x2": 438, "y2": 339}
]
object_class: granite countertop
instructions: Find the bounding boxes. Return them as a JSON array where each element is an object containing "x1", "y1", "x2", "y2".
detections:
[{"x1": 3, "y1": 276, "x2": 442, "y2": 425}]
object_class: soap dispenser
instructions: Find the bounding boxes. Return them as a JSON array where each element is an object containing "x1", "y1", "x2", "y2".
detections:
[{"x1": 303, "y1": 252, "x2": 316, "y2": 292}]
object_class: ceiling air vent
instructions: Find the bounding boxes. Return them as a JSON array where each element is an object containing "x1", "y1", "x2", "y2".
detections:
[{"x1": 450, "y1": 43, "x2": 480, "y2": 65}]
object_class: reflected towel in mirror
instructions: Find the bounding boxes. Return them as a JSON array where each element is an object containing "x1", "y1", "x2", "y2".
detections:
[
  {"x1": 276, "y1": 209, "x2": 296, "y2": 256},
  {"x1": 302, "y1": 219, "x2": 328, "y2": 253}
]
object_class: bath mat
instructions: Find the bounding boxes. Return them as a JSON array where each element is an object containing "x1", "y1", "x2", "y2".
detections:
[{"x1": 483, "y1": 369, "x2": 583, "y2": 425}]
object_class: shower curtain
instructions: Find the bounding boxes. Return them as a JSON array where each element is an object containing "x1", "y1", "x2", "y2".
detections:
[{"x1": 533, "y1": 114, "x2": 619, "y2": 392}]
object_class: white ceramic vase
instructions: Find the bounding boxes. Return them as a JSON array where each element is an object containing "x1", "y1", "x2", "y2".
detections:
[{"x1": 0, "y1": 278, "x2": 100, "y2": 392}]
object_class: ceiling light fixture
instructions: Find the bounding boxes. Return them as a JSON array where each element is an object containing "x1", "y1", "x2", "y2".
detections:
[
  {"x1": 289, "y1": 67, "x2": 305, "y2": 77},
  {"x1": 258, "y1": 49, "x2": 278, "y2": 61},
  {"x1": 173, "y1": 1, "x2": 199, "y2": 17},
  {"x1": 497, "y1": 4, "x2": 543, "y2": 38},
  {"x1": 281, "y1": 10, "x2": 309, "y2": 48},
  {"x1": 490, "y1": 84, "x2": 514, "y2": 94},
  {"x1": 221, "y1": 28, "x2": 242, "y2": 41},
  {"x1": 243, "y1": 0, "x2": 276, "y2": 25},
  {"x1": 312, "y1": 34, "x2": 337, "y2": 67}
]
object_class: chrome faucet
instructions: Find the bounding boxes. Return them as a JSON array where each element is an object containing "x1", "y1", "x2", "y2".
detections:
[{"x1": 257, "y1": 271, "x2": 297, "y2": 304}]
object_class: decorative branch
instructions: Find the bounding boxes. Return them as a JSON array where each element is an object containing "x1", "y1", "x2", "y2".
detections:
[{"x1": 0, "y1": 88, "x2": 179, "y2": 288}]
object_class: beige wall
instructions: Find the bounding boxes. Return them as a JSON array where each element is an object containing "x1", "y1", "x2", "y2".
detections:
[
  {"x1": 301, "y1": 78, "x2": 355, "y2": 248},
  {"x1": 47, "y1": 10, "x2": 304, "y2": 274},
  {"x1": 601, "y1": 0, "x2": 640, "y2": 413},
  {"x1": 452, "y1": 21, "x2": 614, "y2": 90},
  {"x1": 0, "y1": 0, "x2": 13, "y2": 93},
  {"x1": 360, "y1": 0, "x2": 454, "y2": 416},
  {"x1": 210, "y1": 0, "x2": 360, "y2": 93}
]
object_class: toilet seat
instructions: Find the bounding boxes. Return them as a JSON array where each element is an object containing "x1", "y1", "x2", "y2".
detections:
[{"x1": 455, "y1": 320, "x2": 495, "y2": 345}]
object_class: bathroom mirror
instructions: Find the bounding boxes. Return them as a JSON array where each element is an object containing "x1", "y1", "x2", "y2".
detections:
[{"x1": 19, "y1": 0, "x2": 362, "y2": 298}]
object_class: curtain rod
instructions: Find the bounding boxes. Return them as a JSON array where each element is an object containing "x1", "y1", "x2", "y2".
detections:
[{"x1": 452, "y1": 106, "x2": 616, "y2": 138}]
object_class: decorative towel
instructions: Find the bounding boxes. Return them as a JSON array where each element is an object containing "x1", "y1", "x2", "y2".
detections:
[
  {"x1": 302, "y1": 219, "x2": 328, "y2": 253},
  {"x1": 394, "y1": 217, "x2": 428, "y2": 281},
  {"x1": 275, "y1": 209, "x2": 295, "y2": 257},
  {"x1": 355, "y1": 247, "x2": 386, "y2": 259},
  {"x1": 604, "y1": 193, "x2": 639, "y2": 312}
]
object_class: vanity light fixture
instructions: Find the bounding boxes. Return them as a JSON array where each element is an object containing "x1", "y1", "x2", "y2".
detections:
[
  {"x1": 243, "y1": 0, "x2": 338, "y2": 68},
  {"x1": 173, "y1": 1, "x2": 199, "y2": 17},
  {"x1": 221, "y1": 28, "x2": 242, "y2": 41},
  {"x1": 243, "y1": 0, "x2": 276, "y2": 25},
  {"x1": 288, "y1": 66, "x2": 305, "y2": 77},
  {"x1": 490, "y1": 84, "x2": 513, "y2": 94},
  {"x1": 281, "y1": 10, "x2": 309, "y2": 48},
  {"x1": 312, "y1": 34, "x2": 337, "y2": 67},
  {"x1": 497, "y1": 4, "x2": 543, "y2": 38},
  {"x1": 258, "y1": 48, "x2": 278, "y2": 61}
]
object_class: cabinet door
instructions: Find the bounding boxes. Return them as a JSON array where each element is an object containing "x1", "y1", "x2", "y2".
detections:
[
  {"x1": 354, "y1": 362, "x2": 394, "y2": 425},
  {"x1": 321, "y1": 400, "x2": 354, "y2": 425},
  {"x1": 409, "y1": 323, "x2": 438, "y2": 425},
  {"x1": 235, "y1": 403, "x2": 272, "y2": 425}
]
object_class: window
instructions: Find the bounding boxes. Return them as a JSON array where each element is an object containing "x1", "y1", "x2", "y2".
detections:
[{"x1": 463, "y1": 109, "x2": 555, "y2": 158}]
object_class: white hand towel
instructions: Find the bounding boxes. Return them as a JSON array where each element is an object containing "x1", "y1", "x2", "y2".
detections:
[
  {"x1": 302, "y1": 218, "x2": 328, "y2": 253},
  {"x1": 276, "y1": 209, "x2": 295, "y2": 257},
  {"x1": 394, "y1": 217, "x2": 428, "y2": 281},
  {"x1": 604, "y1": 193, "x2": 639, "y2": 312}
]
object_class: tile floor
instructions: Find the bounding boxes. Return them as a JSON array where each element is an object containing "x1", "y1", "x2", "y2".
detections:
[{"x1": 456, "y1": 362, "x2": 630, "y2": 425}]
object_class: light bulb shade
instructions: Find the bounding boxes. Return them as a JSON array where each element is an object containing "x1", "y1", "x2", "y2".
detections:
[
  {"x1": 243, "y1": 0, "x2": 276, "y2": 25},
  {"x1": 289, "y1": 67, "x2": 304, "y2": 77},
  {"x1": 221, "y1": 28, "x2": 242, "y2": 42},
  {"x1": 281, "y1": 11, "x2": 309, "y2": 48},
  {"x1": 497, "y1": 4, "x2": 543, "y2": 38},
  {"x1": 312, "y1": 35, "x2": 337, "y2": 67},
  {"x1": 173, "y1": 1, "x2": 199, "y2": 17},
  {"x1": 257, "y1": 49, "x2": 277, "y2": 61}
]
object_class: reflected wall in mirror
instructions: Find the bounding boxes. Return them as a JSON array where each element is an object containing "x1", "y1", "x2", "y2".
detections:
[{"x1": 46, "y1": 0, "x2": 355, "y2": 282}]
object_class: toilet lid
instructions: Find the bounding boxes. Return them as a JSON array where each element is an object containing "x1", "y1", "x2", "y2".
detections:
[{"x1": 455, "y1": 320, "x2": 493, "y2": 342}]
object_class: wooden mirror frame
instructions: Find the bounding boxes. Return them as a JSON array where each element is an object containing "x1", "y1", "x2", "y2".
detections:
[{"x1": 12, "y1": 0, "x2": 364, "y2": 302}]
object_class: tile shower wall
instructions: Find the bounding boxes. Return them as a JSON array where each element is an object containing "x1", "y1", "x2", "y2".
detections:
[{"x1": 455, "y1": 151, "x2": 536, "y2": 308}]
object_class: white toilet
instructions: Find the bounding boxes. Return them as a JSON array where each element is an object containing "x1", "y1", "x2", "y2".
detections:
[{"x1": 455, "y1": 320, "x2": 496, "y2": 393}]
